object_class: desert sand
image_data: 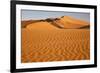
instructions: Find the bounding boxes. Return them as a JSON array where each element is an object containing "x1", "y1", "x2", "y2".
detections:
[
  {"x1": 21, "y1": 16, "x2": 90, "y2": 63},
  {"x1": 55, "y1": 16, "x2": 89, "y2": 29}
]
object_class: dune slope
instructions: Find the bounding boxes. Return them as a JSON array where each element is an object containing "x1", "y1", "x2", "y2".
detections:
[
  {"x1": 26, "y1": 21, "x2": 59, "y2": 30},
  {"x1": 21, "y1": 29, "x2": 90, "y2": 63},
  {"x1": 22, "y1": 16, "x2": 90, "y2": 29},
  {"x1": 55, "y1": 16, "x2": 89, "y2": 29},
  {"x1": 21, "y1": 16, "x2": 90, "y2": 63}
]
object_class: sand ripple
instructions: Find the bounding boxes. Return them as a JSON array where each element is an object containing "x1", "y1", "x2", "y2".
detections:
[{"x1": 21, "y1": 29, "x2": 90, "y2": 63}]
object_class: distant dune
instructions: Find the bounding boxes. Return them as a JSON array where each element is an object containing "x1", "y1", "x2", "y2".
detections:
[
  {"x1": 55, "y1": 16, "x2": 89, "y2": 29},
  {"x1": 21, "y1": 16, "x2": 90, "y2": 29},
  {"x1": 21, "y1": 16, "x2": 90, "y2": 63},
  {"x1": 79, "y1": 25, "x2": 90, "y2": 29}
]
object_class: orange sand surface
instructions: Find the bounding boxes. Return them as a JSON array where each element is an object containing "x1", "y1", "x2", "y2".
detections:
[
  {"x1": 26, "y1": 21, "x2": 59, "y2": 30},
  {"x1": 21, "y1": 29, "x2": 90, "y2": 63},
  {"x1": 21, "y1": 16, "x2": 90, "y2": 63},
  {"x1": 55, "y1": 16, "x2": 89, "y2": 29}
]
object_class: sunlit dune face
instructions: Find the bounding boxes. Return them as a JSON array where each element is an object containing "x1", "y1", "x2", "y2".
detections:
[
  {"x1": 55, "y1": 16, "x2": 90, "y2": 29},
  {"x1": 61, "y1": 16, "x2": 89, "y2": 25},
  {"x1": 26, "y1": 21, "x2": 59, "y2": 30}
]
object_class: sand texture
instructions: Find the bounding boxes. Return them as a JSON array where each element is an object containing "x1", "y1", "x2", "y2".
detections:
[{"x1": 21, "y1": 16, "x2": 90, "y2": 63}]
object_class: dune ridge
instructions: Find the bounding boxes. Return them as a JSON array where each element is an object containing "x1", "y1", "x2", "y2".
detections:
[
  {"x1": 21, "y1": 16, "x2": 90, "y2": 29},
  {"x1": 26, "y1": 21, "x2": 59, "y2": 30},
  {"x1": 55, "y1": 16, "x2": 89, "y2": 29}
]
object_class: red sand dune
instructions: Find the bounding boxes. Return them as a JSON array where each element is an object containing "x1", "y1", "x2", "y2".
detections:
[
  {"x1": 26, "y1": 21, "x2": 59, "y2": 30},
  {"x1": 21, "y1": 16, "x2": 90, "y2": 63},
  {"x1": 22, "y1": 16, "x2": 90, "y2": 29},
  {"x1": 21, "y1": 29, "x2": 90, "y2": 62},
  {"x1": 22, "y1": 16, "x2": 89, "y2": 29},
  {"x1": 54, "y1": 16, "x2": 89, "y2": 29}
]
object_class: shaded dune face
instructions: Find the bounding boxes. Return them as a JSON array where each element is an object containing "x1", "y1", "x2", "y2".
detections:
[
  {"x1": 21, "y1": 20, "x2": 36, "y2": 28},
  {"x1": 21, "y1": 16, "x2": 90, "y2": 63},
  {"x1": 21, "y1": 20, "x2": 45, "y2": 28}
]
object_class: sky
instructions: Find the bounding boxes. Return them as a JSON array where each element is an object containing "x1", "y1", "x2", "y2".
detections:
[{"x1": 21, "y1": 10, "x2": 90, "y2": 22}]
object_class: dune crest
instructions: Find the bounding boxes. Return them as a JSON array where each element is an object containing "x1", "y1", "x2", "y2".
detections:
[
  {"x1": 22, "y1": 16, "x2": 90, "y2": 29},
  {"x1": 54, "y1": 16, "x2": 90, "y2": 29},
  {"x1": 26, "y1": 21, "x2": 59, "y2": 30}
]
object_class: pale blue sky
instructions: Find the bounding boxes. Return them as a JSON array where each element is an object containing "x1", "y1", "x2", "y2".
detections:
[{"x1": 21, "y1": 10, "x2": 90, "y2": 22}]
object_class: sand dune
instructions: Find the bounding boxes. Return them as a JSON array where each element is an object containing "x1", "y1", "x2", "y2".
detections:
[
  {"x1": 26, "y1": 21, "x2": 59, "y2": 30},
  {"x1": 21, "y1": 20, "x2": 37, "y2": 28},
  {"x1": 79, "y1": 25, "x2": 90, "y2": 29},
  {"x1": 21, "y1": 16, "x2": 90, "y2": 63},
  {"x1": 21, "y1": 20, "x2": 44, "y2": 28},
  {"x1": 55, "y1": 16, "x2": 89, "y2": 29},
  {"x1": 21, "y1": 29, "x2": 90, "y2": 63},
  {"x1": 22, "y1": 16, "x2": 90, "y2": 29}
]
